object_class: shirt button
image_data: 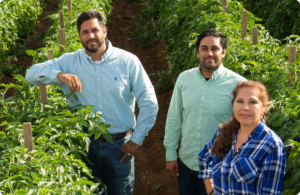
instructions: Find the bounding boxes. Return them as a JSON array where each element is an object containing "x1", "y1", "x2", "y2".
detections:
[
  {"x1": 202, "y1": 96, "x2": 205, "y2": 98},
  {"x1": 197, "y1": 133, "x2": 200, "y2": 135}
]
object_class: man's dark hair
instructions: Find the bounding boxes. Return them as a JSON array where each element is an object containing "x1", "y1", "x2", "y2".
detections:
[
  {"x1": 77, "y1": 10, "x2": 106, "y2": 33},
  {"x1": 195, "y1": 29, "x2": 227, "y2": 53}
]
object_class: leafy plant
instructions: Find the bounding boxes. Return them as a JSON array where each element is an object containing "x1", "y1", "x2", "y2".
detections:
[
  {"x1": 241, "y1": 0, "x2": 300, "y2": 40},
  {"x1": 0, "y1": 0, "x2": 44, "y2": 63}
]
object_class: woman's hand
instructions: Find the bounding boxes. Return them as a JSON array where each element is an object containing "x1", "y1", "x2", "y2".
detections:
[{"x1": 204, "y1": 178, "x2": 214, "y2": 195}]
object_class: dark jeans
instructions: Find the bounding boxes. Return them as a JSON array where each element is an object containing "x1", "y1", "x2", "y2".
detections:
[
  {"x1": 86, "y1": 134, "x2": 134, "y2": 195},
  {"x1": 177, "y1": 158, "x2": 208, "y2": 195}
]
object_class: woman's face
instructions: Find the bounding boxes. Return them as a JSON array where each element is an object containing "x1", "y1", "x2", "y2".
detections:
[{"x1": 233, "y1": 87, "x2": 266, "y2": 128}]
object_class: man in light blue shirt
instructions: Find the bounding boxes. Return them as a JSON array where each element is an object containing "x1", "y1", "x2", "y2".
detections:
[
  {"x1": 164, "y1": 29, "x2": 246, "y2": 195},
  {"x1": 26, "y1": 10, "x2": 158, "y2": 195}
]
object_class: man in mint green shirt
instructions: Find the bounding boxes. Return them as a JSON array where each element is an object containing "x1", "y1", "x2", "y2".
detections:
[{"x1": 164, "y1": 29, "x2": 246, "y2": 195}]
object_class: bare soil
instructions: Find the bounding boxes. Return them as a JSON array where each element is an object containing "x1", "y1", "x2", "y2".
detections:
[{"x1": 0, "y1": 0, "x2": 178, "y2": 194}]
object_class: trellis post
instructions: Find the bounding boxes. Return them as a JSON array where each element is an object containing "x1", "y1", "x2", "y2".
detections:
[
  {"x1": 288, "y1": 46, "x2": 297, "y2": 82},
  {"x1": 23, "y1": 122, "x2": 34, "y2": 161},
  {"x1": 60, "y1": 10, "x2": 65, "y2": 28},
  {"x1": 59, "y1": 28, "x2": 66, "y2": 52},
  {"x1": 222, "y1": 0, "x2": 227, "y2": 13},
  {"x1": 68, "y1": 0, "x2": 72, "y2": 13},
  {"x1": 241, "y1": 10, "x2": 247, "y2": 40},
  {"x1": 252, "y1": 27, "x2": 258, "y2": 45}
]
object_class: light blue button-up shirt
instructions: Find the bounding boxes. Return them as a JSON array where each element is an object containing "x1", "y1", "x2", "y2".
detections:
[{"x1": 25, "y1": 41, "x2": 158, "y2": 145}]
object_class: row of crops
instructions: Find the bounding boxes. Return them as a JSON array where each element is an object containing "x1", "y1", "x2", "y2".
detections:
[
  {"x1": 136, "y1": 0, "x2": 300, "y2": 194},
  {"x1": 0, "y1": 0, "x2": 48, "y2": 77},
  {"x1": 0, "y1": 0, "x2": 112, "y2": 194},
  {"x1": 241, "y1": 0, "x2": 300, "y2": 40}
]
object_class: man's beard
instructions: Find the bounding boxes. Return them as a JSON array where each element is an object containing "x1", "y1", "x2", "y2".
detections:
[
  {"x1": 82, "y1": 39, "x2": 104, "y2": 53},
  {"x1": 200, "y1": 57, "x2": 221, "y2": 70}
]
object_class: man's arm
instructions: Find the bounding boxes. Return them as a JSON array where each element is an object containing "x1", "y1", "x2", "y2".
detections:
[
  {"x1": 120, "y1": 56, "x2": 158, "y2": 162},
  {"x1": 25, "y1": 55, "x2": 81, "y2": 92},
  {"x1": 163, "y1": 75, "x2": 183, "y2": 179}
]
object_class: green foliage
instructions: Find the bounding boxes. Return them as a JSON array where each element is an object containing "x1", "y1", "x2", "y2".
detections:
[
  {"x1": 137, "y1": 0, "x2": 300, "y2": 193},
  {"x1": 241, "y1": 0, "x2": 300, "y2": 40},
  {"x1": 0, "y1": 0, "x2": 44, "y2": 63},
  {"x1": 0, "y1": 75, "x2": 110, "y2": 194},
  {"x1": 0, "y1": 0, "x2": 112, "y2": 194},
  {"x1": 0, "y1": 63, "x2": 23, "y2": 76}
]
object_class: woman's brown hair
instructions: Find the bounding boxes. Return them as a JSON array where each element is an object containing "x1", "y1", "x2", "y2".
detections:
[{"x1": 211, "y1": 81, "x2": 269, "y2": 157}]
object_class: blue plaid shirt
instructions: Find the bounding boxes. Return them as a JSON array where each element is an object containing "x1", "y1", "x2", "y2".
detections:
[{"x1": 198, "y1": 122, "x2": 286, "y2": 195}]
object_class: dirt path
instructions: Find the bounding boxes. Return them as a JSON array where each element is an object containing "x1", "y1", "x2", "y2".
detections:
[
  {"x1": 107, "y1": 0, "x2": 178, "y2": 194},
  {"x1": 0, "y1": 0, "x2": 178, "y2": 194}
]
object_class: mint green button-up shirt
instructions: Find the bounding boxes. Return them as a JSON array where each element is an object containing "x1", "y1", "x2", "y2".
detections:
[{"x1": 164, "y1": 65, "x2": 246, "y2": 171}]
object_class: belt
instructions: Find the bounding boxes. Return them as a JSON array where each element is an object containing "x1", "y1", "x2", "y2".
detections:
[{"x1": 95, "y1": 129, "x2": 132, "y2": 141}]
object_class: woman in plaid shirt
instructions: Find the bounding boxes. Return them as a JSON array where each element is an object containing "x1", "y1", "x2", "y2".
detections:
[{"x1": 198, "y1": 81, "x2": 286, "y2": 195}]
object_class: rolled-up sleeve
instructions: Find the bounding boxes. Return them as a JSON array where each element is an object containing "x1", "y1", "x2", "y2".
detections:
[
  {"x1": 198, "y1": 131, "x2": 218, "y2": 179},
  {"x1": 25, "y1": 56, "x2": 64, "y2": 86},
  {"x1": 130, "y1": 57, "x2": 158, "y2": 146}
]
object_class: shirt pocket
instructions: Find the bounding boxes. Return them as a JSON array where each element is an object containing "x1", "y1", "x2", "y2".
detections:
[
  {"x1": 208, "y1": 95, "x2": 232, "y2": 116},
  {"x1": 230, "y1": 157, "x2": 261, "y2": 184},
  {"x1": 110, "y1": 75, "x2": 129, "y2": 95}
]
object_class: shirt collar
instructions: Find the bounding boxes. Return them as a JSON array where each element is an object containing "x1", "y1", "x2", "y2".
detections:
[
  {"x1": 81, "y1": 40, "x2": 113, "y2": 62},
  {"x1": 197, "y1": 63, "x2": 225, "y2": 80}
]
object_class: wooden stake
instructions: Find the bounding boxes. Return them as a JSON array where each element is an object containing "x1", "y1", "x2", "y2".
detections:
[
  {"x1": 289, "y1": 46, "x2": 297, "y2": 63},
  {"x1": 48, "y1": 49, "x2": 54, "y2": 60},
  {"x1": 241, "y1": 10, "x2": 247, "y2": 40},
  {"x1": 222, "y1": 0, "x2": 227, "y2": 13},
  {"x1": 252, "y1": 27, "x2": 258, "y2": 45},
  {"x1": 68, "y1": 0, "x2": 72, "y2": 13},
  {"x1": 59, "y1": 28, "x2": 66, "y2": 52},
  {"x1": 39, "y1": 82, "x2": 48, "y2": 104},
  {"x1": 288, "y1": 46, "x2": 297, "y2": 81},
  {"x1": 60, "y1": 10, "x2": 65, "y2": 28},
  {"x1": 23, "y1": 122, "x2": 34, "y2": 161}
]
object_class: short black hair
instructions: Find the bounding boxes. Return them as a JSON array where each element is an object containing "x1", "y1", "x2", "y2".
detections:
[
  {"x1": 195, "y1": 29, "x2": 227, "y2": 53},
  {"x1": 77, "y1": 10, "x2": 106, "y2": 33}
]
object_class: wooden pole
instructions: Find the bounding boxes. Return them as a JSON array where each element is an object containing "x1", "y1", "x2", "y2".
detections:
[
  {"x1": 38, "y1": 50, "x2": 54, "y2": 104},
  {"x1": 59, "y1": 28, "x2": 66, "y2": 52},
  {"x1": 23, "y1": 122, "x2": 34, "y2": 161},
  {"x1": 241, "y1": 10, "x2": 247, "y2": 40},
  {"x1": 222, "y1": 0, "x2": 227, "y2": 13},
  {"x1": 252, "y1": 27, "x2": 258, "y2": 45},
  {"x1": 48, "y1": 49, "x2": 54, "y2": 60},
  {"x1": 68, "y1": 0, "x2": 72, "y2": 13},
  {"x1": 288, "y1": 46, "x2": 297, "y2": 81},
  {"x1": 60, "y1": 10, "x2": 65, "y2": 28}
]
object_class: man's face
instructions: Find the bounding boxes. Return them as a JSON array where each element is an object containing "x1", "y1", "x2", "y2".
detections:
[
  {"x1": 78, "y1": 18, "x2": 106, "y2": 53},
  {"x1": 197, "y1": 36, "x2": 226, "y2": 71}
]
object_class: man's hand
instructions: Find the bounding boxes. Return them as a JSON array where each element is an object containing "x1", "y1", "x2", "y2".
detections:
[
  {"x1": 120, "y1": 140, "x2": 139, "y2": 162},
  {"x1": 57, "y1": 72, "x2": 82, "y2": 92},
  {"x1": 166, "y1": 161, "x2": 179, "y2": 180}
]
